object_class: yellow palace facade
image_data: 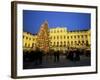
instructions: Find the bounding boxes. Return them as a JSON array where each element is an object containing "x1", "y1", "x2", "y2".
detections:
[
  {"x1": 23, "y1": 32, "x2": 37, "y2": 51},
  {"x1": 49, "y1": 27, "x2": 90, "y2": 51},
  {"x1": 23, "y1": 21, "x2": 91, "y2": 52}
]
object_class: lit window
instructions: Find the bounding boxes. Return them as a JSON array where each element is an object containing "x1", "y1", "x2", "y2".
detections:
[
  {"x1": 86, "y1": 40, "x2": 88, "y2": 44},
  {"x1": 82, "y1": 40, "x2": 84, "y2": 44},
  {"x1": 57, "y1": 36, "x2": 59, "y2": 39},
  {"x1": 64, "y1": 36, "x2": 66, "y2": 39},
  {"x1": 64, "y1": 41, "x2": 66, "y2": 45},
  {"x1": 25, "y1": 43, "x2": 27, "y2": 47},
  {"x1": 75, "y1": 41, "x2": 77, "y2": 44},
  {"x1": 28, "y1": 44, "x2": 30, "y2": 47},
  {"x1": 54, "y1": 36, "x2": 55, "y2": 39},
  {"x1": 81, "y1": 35, "x2": 83, "y2": 38},
  {"x1": 67, "y1": 41, "x2": 70, "y2": 45},
  {"x1": 85, "y1": 35, "x2": 87, "y2": 38},
  {"x1": 71, "y1": 36, "x2": 73, "y2": 39},
  {"x1": 29, "y1": 38, "x2": 31, "y2": 40},
  {"x1": 78, "y1": 35, "x2": 80, "y2": 38},
  {"x1": 60, "y1": 36, "x2": 62, "y2": 39},
  {"x1": 74, "y1": 36, "x2": 76, "y2": 38},
  {"x1": 78, "y1": 40, "x2": 80, "y2": 44},
  {"x1": 60, "y1": 41, "x2": 62, "y2": 44},
  {"x1": 50, "y1": 42, "x2": 52, "y2": 45},
  {"x1": 67, "y1": 36, "x2": 69, "y2": 39},
  {"x1": 71, "y1": 41, "x2": 73, "y2": 45},
  {"x1": 32, "y1": 43, "x2": 34, "y2": 47}
]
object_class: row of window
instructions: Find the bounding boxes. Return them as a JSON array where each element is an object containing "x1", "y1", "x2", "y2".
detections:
[
  {"x1": 50, "y1": 30, "x2": 89, "y2": 33},
  {"x1": 24, "y1": 43, "x2": 36, "y2": 48},
  {"x1": 23, "y1": 34, "x2": 89, "y2": 41},
  {"x1": 23, "y1": 36, "x2": 36, "y2": 41},
  {"x1": 50, "y1": 35, "x2": 88, "y2": 39},
  {"x1": 24, "y1": 40, "x2": 89, "y2": 48},
  {"x1": 67, "y1": 31, "x2": 88, "y2": 33},
  {"x1": 50, "y1": 29, "x2": 66, "y2": 33},
  {"x1": 50, "y1": 40, "x2": 88, "y2": 45}
]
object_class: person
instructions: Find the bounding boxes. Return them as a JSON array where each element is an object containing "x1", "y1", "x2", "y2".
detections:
[
  {"x1": 34, "y1": 50, "x2": 38, "y2": 65},
  {"x1": 56, "y1": 51, "x2": 60, "y2": 62},
  {"x1": 38, "y1": 50, "x2": 43, "y2": 65},
  {"x1": 67, "y1": 50, "x2": 74, "y2": 61},
  {"x1": 65, "y1": 50, "x2": 68, "y2": 60},
  {"x1": 73, "y1": 50, "x2": 76, "y2": 62},
  {"x1": 54, "y1": 51, "x2": 57, "y2": 62},
  {"x1": 54, "y1": 51, "x2": 60, "y2": 62},
  {"x1": 75, "y1": 49, "x2": 80, "y2": 61},
  {"x1": 34, "y1": 47, "x2": 41, "y2": 65}
]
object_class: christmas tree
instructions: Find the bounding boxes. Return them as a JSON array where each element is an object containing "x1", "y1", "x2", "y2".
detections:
[{"x1": 37, "y1": 20, "x2": 50, "y2": 53}]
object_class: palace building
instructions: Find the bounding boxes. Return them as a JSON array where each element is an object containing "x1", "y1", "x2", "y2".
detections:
[
  {"x1": 23, "y1": 21, "x2": 91, "y2": 52},
  {"x1": 23, "y1": 32, "x2": 37, "y2": 51}
]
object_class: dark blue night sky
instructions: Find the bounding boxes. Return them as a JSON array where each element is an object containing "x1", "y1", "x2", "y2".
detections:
[{"x1": 23, "y1": 10, "x2": 91, "y2": 34}]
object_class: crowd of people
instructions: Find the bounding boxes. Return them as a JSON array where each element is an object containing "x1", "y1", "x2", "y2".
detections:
[{"x1": 23, "y1": 48, "x2": 90, "y2": 65}]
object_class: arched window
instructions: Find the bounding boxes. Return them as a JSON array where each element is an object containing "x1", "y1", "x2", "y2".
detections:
[
  {"x1": 74, "y1": 35, "x2": 76, "y2": 38},
  {"x1": 64, "y1": 41, "x2": 66, "y2": 46},
  {"x1": 60, "y1": 36, "x2": 62, "y2": 39},
  {"x1": 29, "y1": 38, "x2": 31, "y2": 40},
  {"x1": 25, "y1": 43, "x2": 27, "y2": 47},
  {"x1": 85, "y1": 35, "x2": 87, "y2": 38},
  {"x1": 78, "y1": 35, "x2": 80, "y2": 38},
  {"x1": 78, "y1": 40, "x2": 80, "y2": 44},
  {"x1": 64, "y1": 36, "x2": 66, "y2": 39},
  {"x1": 26, "y1": 37, "x2": 28, "y2": 40},
  {"x1": 60, "y1": 41, "x2": 62, "y2": 45},
  {"x1": 57, "y1": 41, "x2": 59, "y2": 45},
  {"x1": 71, "y1": 41, "x2": 73, "y2": 45},
  {"x1": 28, "y1": 44, "x2": 30, "y2": 48},
  {"x1": 54, "y1": 36, "x2": 55, "y2": 39},
  {"x1": 82, "y1": 40, "x2": 84, "y2": 43},
  {"x1": 71, "y1": 36, "x2": 73, "y2": 39},
  {"x1": 57, "y1": 36, "x2": 59, "y2": 39},
  {"x1": 67, "y1": 36, "x2": 69, "y2": 39},
  {"x1": 81, "y1": 35, "x2": 83, "y2": 38},
  {"x1": 75, "y1": 41, "x2": 77, "y2": 44}
]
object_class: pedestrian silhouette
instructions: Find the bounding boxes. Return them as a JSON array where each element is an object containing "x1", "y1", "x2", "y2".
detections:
[{"x1": 54, "y1": 51, "x2": 60, "y2": 62}]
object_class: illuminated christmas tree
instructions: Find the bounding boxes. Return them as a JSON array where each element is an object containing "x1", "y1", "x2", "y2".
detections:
[{"x1": 37, "y1": 20, "x2": 49, "y2": 53}]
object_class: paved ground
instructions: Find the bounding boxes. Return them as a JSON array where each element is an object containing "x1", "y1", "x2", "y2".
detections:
[{"x1": 23, "y1": 55, "x2": 91, "y2": 69}]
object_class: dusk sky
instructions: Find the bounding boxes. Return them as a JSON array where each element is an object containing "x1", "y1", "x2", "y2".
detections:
[{"x1": 23, "y1": 10, "x2": 91, "y2": 34}]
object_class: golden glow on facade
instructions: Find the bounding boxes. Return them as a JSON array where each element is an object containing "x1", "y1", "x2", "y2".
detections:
[
  {"x1": 49, "y1": 28, "x2": 90, "y2": 51},
  {"x1": 23, "y1": 21, "x2": 91, "y2": 52},
  {"x1": 23, "y1": 32, "x2": 37, "y2": 51}
]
